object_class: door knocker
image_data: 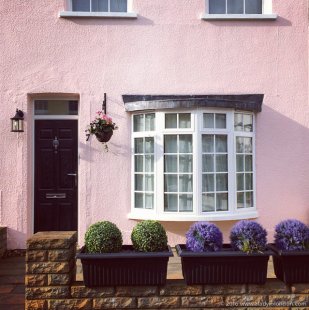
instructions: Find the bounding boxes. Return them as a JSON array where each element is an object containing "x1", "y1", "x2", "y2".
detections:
[{"x1": 53, "y1": 136, "x2": 59, "y2": 154}]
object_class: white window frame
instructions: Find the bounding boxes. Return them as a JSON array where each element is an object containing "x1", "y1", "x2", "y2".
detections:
[
  {"x1": 202, "y1": 0, "x2": 277, "y2": 20},
  {"x1": 60, "y1": 0, "x2": 137, "y2": 18},
  {"x1": 129, "y1": 109, "x2": 258, "y2": 222}
]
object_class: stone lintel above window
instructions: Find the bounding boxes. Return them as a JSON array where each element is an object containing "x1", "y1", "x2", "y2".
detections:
[{"x1": 123, "y1": 94, "x2": 264, "y2": 113}]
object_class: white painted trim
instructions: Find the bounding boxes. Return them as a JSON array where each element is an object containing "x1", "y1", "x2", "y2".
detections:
[
  {"x1": 34, "y1": 115, "x2": 78, "y2": 120},
  {"x1": 128, "y1": 210, "x2": 259, "y2": 222},
  {"x1": 201, "y1": 13, "x2": 277, "y2": 20},
  {"x1": 59, "y1": 11, "x2": 137, "y2": 18}
]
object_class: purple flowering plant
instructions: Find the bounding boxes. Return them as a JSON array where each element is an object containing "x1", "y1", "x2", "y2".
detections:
[
  {"x1": 274, "y1": 219, "x2": 309, "y2": 251},
  {"x1": 186, "y1": 222, "x2": 223, "y2": 252},
  {"x1": 230, "y1": 220, "x2": 267, "y2": 254}
]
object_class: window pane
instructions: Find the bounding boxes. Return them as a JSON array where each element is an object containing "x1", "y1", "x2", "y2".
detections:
[
  {"x1": 215, "y1": 114, "x2": 226, "y2": 129},
  {"x1": 179, "y1": 135, "x2": 192, "y2": 153},
  {"x1": 178, "y1": 154, "x2": 192, "y2": 172},
  {"x1": 164, "y1": 155, "x2": 177, "y2": 172},
  {"x1": 228, "y1": 0, "x2": 244, "y2": 14},
  {"x1": 216, "y1": 155, "x2": 228, "y2": 172},
  {"x1": 164, "y1": 135, "x2": 177, "y2": 153},
  {"x1": 145, "y1": 194, "x2": 154, "y2": 209},
  {"x1": 110, "y1": 0, "x2": 127, "y2": 12},
  {"x1": 145, "y1": 175, "x2": 154, "y2": 191},
  {"x1": 202, "y1": 154, "x2": 214, "y2": 172},
  {"x1": 179, "y1": 194, "x2": 193, "y2": 212},
  {"x1": 34, "y1": 100, "x2": 78, "y2": 115},
  {"x1": 202, "y1": 193, "x2": 215, "y2": 212},
  {"x1": 245, "y1": 155, "x2": 252, "y2": 171},
  {"x1": 145, "y1": 113, "x2": 155, "y2": 131},
  {"x1": 237, "y1": 192, "x2": 245, "y2": 209},
  {"x1": 133, "y1": 115, "x2": 144, "y2": 132},
  {"x1": 236, "y1": 137, "x2": 244, "y2": 153},
  {"x1": 164, "y1": 175, "x2": 178, "y2": 192},
  {"x1": 134, "y1": 138, "x2": 143, "y2": 153},
  {"x1": 179, "y1": 175, "x2": 193, "y2": 192},
  {"x1": 134, "y1": 155, "x2": 143, "y2": 172},
  {"x1": 236, "y1": 155, "x2": 244, "y2": 172},
  {"x1": 91, "y1": 0, "x2": 108, "y2": 11},
  {"x1": 244, "y1": 137, "x2": 253, "y2": 153},
  {"x1": 135, "y1": 174, "x2": 143, "y2": 191},
  {"x1": 165, "y1": 114, "x2": 177, "y2": 128},
  {"x1": 164, "y1": 194, "x2": 178, "y2": 212},
  {"x1": 243, "y1": 114, "x2": 253, "y2": 132},
  {"x1": 145, "y1": 137, "x2": 154, "y2": 153},
  {"x1": 203, "y1": 113, "x2": 214, "y2": 128},
  {"x1": 245, "y1": 173, "x2": 253, "y2": 190},
  {"x1": 202, "y1": 135, "x2": 214, "y2": 153},
  {"x1": 215, "y1": 135, "x2": 227, "y2": 153},
  {"x1": 216, "y1": 174, "x2": 228, "y2": 191},
  {"x1": 135, "y1": 193, "x2": 143, "y2": 208},
  {"x1": 237, "y1": 173, "x2": 244, "y2": 191},
  {"x1": 145, "y1": 155, "x2": 154, "y2": 172},
  {"x1": 234, "y1": 113, "x2": 243, "y2": 131},
  {"x1": 202, "y1": 174, "x2": 215, "y2": 192},
  {"x1": 245, "y1": 0, "x2": 262, "y2": 14},
  {"x1": 217, "y1": 193, "x2": 228, "y2": 211},
  {"x1": 179, "y1": 113, "x2": 191, "y2": 128},
  {"x1": 246, "y1": 192, "x2": 254, "y2": 208},
  {"x1": 72, "y1": 0, "x2": 90, "y2": 11},
  {"x1": 209, "y1": 0, "x2": 226, "y2": 14}
]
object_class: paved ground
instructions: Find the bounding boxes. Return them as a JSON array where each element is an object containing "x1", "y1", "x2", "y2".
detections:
[{"x1": 0, "y1": 250, "x2": 275, "y2": 310}]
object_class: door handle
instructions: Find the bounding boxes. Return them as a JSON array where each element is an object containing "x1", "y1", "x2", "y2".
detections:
[{"x1": 67, "y1": 173, "x2": 77, "y2": 187}]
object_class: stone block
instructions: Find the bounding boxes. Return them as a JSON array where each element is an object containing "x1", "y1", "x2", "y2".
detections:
[
  {"x1": 269, "y1": 294, "x2": 293, "y2": 306},
  {"x1": 48, "y1": 299, "x2": 92, "y2": 310},
  {"x1": 48, "y1": 247, "x2": 75, "y2": 261},
  {"x1": 138, "y1": 297, "x2": 180, "y2": 308},
  {"x1": 26, "y1": 261, "x2": 72, "y2": 274},
  {"x1": 159, "y1": 282, "x2": 202, "y2": 296},
  {"x1": 248, "y1": 279, "x2": 290, "y2": 294},
  {"x1": 93, "y1": 297, "x2": 136, "y2": 309},
  {"x1": 48, "y1": 273, "x2": 73, "y2": 285},
  {"x1": 291, "y1": 295, "x2": 309, "y2": 307},
  {"x1": 25, "y1": 274, "x2": 48, "y2": 286},
  {"x1": 26, "y1": 286, "x2": 70, "y2": 299},
  {"x1": 204, "y1": 284, "x2": 246, "y2": 295},
  {"x1": 116, "y1": 286, "x2": 157, "y2": 297},
  {"x1": 181, "y1": 296, "x2": 224, "y2": 308},
  {"x1": 291, "y1": 284, "x2": 309, "y2": 294},
  {"x1": 27, "y1": 231, "x2": 77, "y2": 250},
  {"x1": 25, "y1": 300, "x2": 47, "y2": 310},
  {"x1": 225, "y1": 294, "x2": 268, "y2": 307},
  {"x1": 71, "y1": 285, "x2": 114, "y2": 298},
  {"x1": 26, "y1": 250, "x2": 48, "y2": 262}
]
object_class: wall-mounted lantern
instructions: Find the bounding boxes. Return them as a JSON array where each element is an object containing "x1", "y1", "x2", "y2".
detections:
[{"x1": 11, "y1": 109, "x2": 24, "y2": 132}]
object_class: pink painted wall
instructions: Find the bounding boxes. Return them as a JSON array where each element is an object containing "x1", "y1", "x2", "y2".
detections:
[{"x1": 0, "y1": 0, "x2": 308, "y2": 248}]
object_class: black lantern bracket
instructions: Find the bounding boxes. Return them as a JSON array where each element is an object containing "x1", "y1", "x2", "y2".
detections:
[
  {"x1": 102, "y1": 93, "x2": 107, "y2": 115},
  {"x1": 11, "y1": 108, "x2": 24, "y2": 132}
]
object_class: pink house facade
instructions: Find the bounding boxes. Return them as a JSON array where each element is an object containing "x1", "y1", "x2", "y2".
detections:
[{"x1": 1, "y1": 0, "x2": 308, "y2": 249}]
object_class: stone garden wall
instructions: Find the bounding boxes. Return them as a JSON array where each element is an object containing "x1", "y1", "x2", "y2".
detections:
[
  {"x1": 0, "y1": 227, "x2": 7, "y2": 258},
  {"x1": 25, "y1": 232, "x2": 309, "y2": 310}
]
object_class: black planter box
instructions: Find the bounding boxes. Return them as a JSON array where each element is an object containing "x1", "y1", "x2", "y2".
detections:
[
  {"x1": 268, "y1": 244, "x2": 309, "y2": 284},
  {"x1": 77, "y1": 245, "x2": 173, "y2": 287},
  {"x1": 176, "y1": 244, "x2": 270, "y2": 285}
]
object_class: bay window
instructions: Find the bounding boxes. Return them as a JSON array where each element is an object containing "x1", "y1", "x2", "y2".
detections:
[{"x1": 130, "y1": 109, "x2": 257, "y2": 221}]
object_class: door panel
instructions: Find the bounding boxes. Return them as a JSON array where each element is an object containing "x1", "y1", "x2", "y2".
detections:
[{"x1": 34, "y1": 120, "x2": 78, "y2": 232}]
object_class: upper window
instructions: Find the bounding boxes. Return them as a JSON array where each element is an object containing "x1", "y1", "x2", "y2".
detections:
[
  {"x1": 72, "y1": 0, "x2": 127, "y2": 13},
  {"x1": 130, "y1": 109, "x2": 257, "y2": 221}
]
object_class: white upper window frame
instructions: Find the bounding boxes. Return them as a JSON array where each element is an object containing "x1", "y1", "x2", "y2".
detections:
[
  {"x1": 129, "y1": 109, "x2": 258, "y2": 222},
  {"x1": 59, "y1": 0, "x2": 137, "y2": 19},
  {"x1": 202, "y1": 0, "x2": 277, "y2": 20}
]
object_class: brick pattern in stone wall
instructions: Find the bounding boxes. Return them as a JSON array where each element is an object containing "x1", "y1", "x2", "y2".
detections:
[
  {"x1": 25, "y1": 232, "x2": 309, "y2": 310},
  {"x1": 0, "y1": 227, "x2": 7, "y2": 258}
]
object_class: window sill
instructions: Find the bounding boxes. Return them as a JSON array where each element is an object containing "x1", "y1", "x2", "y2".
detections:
[
  {"x1": 59, "y1": 11, "x2": 138, "y2": 19},
  {"x1": 201, "y1": 13, "x2": 278, "y2": 21},
  {"x1": 128, "y1": 210, "x2": 258, "y2": 222}
]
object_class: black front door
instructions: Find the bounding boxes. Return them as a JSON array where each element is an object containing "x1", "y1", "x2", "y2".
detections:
[{"x1": 34, "y1": 120, "x2": 78, "y2": 232}]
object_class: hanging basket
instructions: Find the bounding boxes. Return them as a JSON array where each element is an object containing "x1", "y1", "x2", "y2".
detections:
[{"x1": 95, "y1": 130, "x2": 113, "y2": 143}]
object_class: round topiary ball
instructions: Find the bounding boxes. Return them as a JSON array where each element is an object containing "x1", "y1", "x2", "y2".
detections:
[
  {"x1": 131, "y1": 220, "x2": 168, "y2": 252},
  {"x1": 274, "y1": 219, "x2": 309, "y2": 251},
  {"x1": 85, "y1": 221, "x2": 123, "y2": 253},
  {"x1": 186, "y1": 222, "x2": 223, "y2": 252},
  {"x1": 230, "y1": 220, "x2": 267, "y2": 253}
]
